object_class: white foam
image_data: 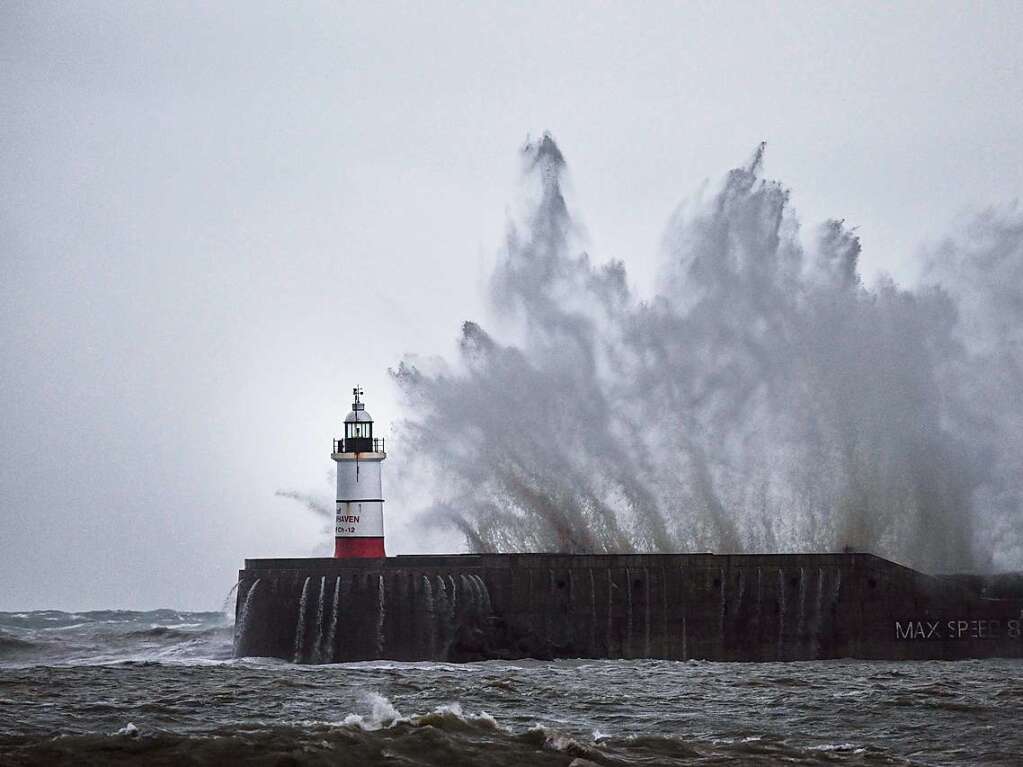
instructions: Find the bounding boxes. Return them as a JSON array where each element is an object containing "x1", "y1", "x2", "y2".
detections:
[
  {"x1": 339, "y1": 692, "x2": 404, "y2": 731},
  {"x1": 809, "y1": 742, "x2": 858, "y2": 752},
  {"x1": 115, "y1": 723, "x2": 139, "y2": 737},
  {"x1": 425, "y1": 702, "x2": 499, "y2": 729}
]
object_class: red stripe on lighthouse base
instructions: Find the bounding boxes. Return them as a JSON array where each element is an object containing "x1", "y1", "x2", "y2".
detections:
[{"x1": 334, "y1": 537, "x2": 386, "y2": 558}]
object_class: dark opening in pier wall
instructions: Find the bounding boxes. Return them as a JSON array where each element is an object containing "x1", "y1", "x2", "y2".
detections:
[{"x1": 235, "y1": 553, "x2": 1023, "y2": 663}]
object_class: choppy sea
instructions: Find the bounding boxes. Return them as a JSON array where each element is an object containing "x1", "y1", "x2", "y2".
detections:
[{"x1": 1, "y1": 609, "x2": 1021, "y2": 765}]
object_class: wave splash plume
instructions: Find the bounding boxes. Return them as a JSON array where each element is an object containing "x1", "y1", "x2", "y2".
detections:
[{"x1": 394, "y1": 135, "x2": 1023, "y2": 573}]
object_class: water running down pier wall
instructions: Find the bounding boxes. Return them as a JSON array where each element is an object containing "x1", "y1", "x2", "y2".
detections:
[{"x1": 235, "y1": 553, "x2": 1023, "y2": 663}]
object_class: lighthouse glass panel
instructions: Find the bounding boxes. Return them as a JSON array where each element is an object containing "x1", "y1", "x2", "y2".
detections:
[{"x1": 345, "y1": 422, "x2": 372, "y2": 440}]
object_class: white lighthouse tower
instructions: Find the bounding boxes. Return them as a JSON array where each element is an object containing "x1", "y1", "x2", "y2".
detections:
[{"x1": 331, "y1": 386, "x2": 387, "y2": 558}]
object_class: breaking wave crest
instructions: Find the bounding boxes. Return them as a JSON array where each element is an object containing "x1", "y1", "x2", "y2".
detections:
[
  {"x1": 0, "y1": 691, "x2": 925, "y2": 766},
  {"x1": 393, "y1": 134, "x2": 1023, "y2": 573}
]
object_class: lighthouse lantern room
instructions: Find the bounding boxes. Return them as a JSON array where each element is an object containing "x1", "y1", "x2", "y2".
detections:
[{"x1": 331, "y1": 386, "x2": 387, "y2": 558}]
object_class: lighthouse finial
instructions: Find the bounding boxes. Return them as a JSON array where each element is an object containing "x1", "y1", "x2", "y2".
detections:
[{"x1": 353, "y1": 385, "x2": 363, "y2": 405}]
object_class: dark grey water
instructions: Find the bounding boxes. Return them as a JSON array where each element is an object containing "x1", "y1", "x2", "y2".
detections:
[{"x1": 2, "y1": 610, "x2": 1021, "y2": 765}]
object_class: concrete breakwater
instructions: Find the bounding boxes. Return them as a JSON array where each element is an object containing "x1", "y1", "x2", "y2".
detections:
[{"x1": 234, "y1": 553, "x2": 1023, "y2": 663}]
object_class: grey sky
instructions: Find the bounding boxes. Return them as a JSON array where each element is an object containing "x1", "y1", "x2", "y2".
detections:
[{"x1": 2, "y1": 2, "x2": 1021, "y2": 609}]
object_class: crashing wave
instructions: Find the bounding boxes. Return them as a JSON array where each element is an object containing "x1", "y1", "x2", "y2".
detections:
[{"x1": 393, "y1": 134, "x2": 1023, "y2": 574}]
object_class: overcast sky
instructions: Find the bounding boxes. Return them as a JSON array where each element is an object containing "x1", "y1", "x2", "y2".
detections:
[{"x1": 2, "y1": 1, "x2": 1021, "y2": 610}]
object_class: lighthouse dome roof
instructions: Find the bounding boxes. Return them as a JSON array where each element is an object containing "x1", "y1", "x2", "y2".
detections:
[{"x1": 344, "y1": 409, "x2": 373, "y2": 423}]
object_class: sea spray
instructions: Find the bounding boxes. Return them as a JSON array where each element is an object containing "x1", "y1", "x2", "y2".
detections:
[
  {"x1": 313, "y1": 576, "x2": 327, "y2": 663},
  {"x1": 376, "y1": 574, "x2": 386, "y2": 658},
  {"x1": 755, "y1": 567, "x2": 763, "y2": 641},
  {"x1": 460, "y1": 575, "x2": 477, "y2": 619},
  {"x1": 391, "y1": 134, "x2": 1023, "y2": 574},
  {"x1": 435, "y1": 575, "x2": 451, "y2": 655},
  {"x1": 735, "y1": 569, "x2": 745, "y2": 648},
  {"x1": 798, "y1": 567, "x2": 808, "y2": 643},
  {"x1": 589, "y1": 569, "x2": 597, "y2": 655},
  {"x1": 293, "y1": 576, "x2": 312, "y2": 663},
  {"x1": 568, "y1": 569, "x2": 576, "y2": 637},
  {"x1": 464, "y1": 573, "x2": 475, "y2": 614},
  {"x1": 624, "y1": 567, "x2": 633, "y2": 658},
  {"x1": 421, "y1": 575, "x2": 436, "y2": 658},
  {"x1": 606, "y1": 569, "x2": 614, "y2": 657},
  {"x1": 235, "y1": 579, "x2": 260, "y2": 656},
  {"x1": 679, "y1": 566, "x2": 688, "y2": 659},
  {"x1": 815, "y1": 567, "x2": 825, "y2": 658},
  {"x1": 661, "y1": 567, "x2": 669, "y2": 658},
  {"x1": 546, "y1": 570, "x2": 555, "y2": 649},
  {"x1": 325, "y1": 576, "x2": 342, "y2": 663},
  {"x1": 644, "y1": 567, "x2": 651, "y2": 658},
  {"x1": 222, "y1": 582, "x2": 239, "y2": 622},
  {"x1": 718, "y1": 567, "x2": 726, "y2": 644},
  {"x1": 474, "y1": 575, "x2": 492, "y2": 614},
  {"x1": 777, "y1": 569, "x2": 786, "y2": 661}
]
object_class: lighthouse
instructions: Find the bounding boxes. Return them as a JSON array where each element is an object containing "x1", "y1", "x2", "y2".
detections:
[{"x1": 331, "y1": 386, "x2": 387, "y2": 558}]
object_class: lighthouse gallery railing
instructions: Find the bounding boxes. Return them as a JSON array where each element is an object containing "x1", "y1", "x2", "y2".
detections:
[{"x1": 333, "y1": 437, "x2": 386, "y2": 454}]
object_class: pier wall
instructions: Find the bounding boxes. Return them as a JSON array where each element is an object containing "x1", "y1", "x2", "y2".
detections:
[{"x1": 234, "y1": 553, "x2": 1023, "y2": 663}]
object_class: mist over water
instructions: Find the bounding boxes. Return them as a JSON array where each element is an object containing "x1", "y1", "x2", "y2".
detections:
[{"x1": 393, "y1": 135, "x2": 1023, "y2": 573}]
